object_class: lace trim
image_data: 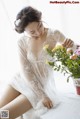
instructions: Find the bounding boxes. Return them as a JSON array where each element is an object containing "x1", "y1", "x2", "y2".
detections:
[
  {"x1": 28, "y1": 78, "x2": 47, "y2": 99},
  {"x1": 21, "y1": 59, "x2": 47, "y2": 100}
]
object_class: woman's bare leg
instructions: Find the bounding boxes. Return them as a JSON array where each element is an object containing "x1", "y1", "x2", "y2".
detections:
[
  {"x1": 0, "y1": 94, "x2": 32, "y2": 119},
  {"x1": 0, "y1": 86, "x2": 32, "y2": 119},
  {"x1": 0, "y1": 85, "x2": 21, "y2": 108}
]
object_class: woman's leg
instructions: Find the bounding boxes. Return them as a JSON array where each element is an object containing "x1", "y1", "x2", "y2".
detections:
[
  {"x1": 0, "y1": 85, "x2": 21, "y2": 108},
  {"x1": 0, "y1": 85, "x2": 32, "y2": 119},
  {"x1": 0, "y1": 94, "x2": 32, "y2": 119}
]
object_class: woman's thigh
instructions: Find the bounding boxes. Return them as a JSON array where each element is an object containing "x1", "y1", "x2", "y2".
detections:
[
  {"x1": 1, "y1": 94, "x2": 32, "y2": 119},
  {"x1": 0, "y1": 85, "x2": 21, "y2": 108}
]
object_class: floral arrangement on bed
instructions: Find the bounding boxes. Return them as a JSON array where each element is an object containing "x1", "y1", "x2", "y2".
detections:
[{"x1": 43, "y1": 44, "x2": 80, "y2": 82}]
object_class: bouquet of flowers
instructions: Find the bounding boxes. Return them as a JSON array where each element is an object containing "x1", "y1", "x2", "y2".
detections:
[{"x1": 43, "y1": 44, "x2": 80, "y2": 82}]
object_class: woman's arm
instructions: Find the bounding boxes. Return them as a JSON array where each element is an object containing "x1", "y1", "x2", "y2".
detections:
[
  {"x1": 18, "y1": 38, "x2": 47, "y2": 100},
  {"x1": 53, "y1": 30, "x2": 74, "y2": 48},
  {"x1": 18, "y1": 38, "x2": 53, "y2": 109}
]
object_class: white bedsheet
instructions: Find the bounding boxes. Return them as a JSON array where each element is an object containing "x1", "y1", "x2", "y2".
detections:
[{"x1": 40, "y1": 93, "x2": 80, "y2": 119}]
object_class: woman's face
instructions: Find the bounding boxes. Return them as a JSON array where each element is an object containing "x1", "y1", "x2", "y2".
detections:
[{"x1": 25, "y1": 21, "x2": 44, "y2": 39}]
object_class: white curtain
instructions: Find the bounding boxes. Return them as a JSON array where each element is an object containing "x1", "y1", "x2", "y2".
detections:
[
  {"x1": 0, "y1": 0, "x2": 30, "y2": 92},
  {"x1": 0, "y1": 0, "x2": 80, "y2": 93}
]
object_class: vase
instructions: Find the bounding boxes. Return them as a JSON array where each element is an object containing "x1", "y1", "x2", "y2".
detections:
[{"x1": 73, "y1": 78, "x2": 80, "y2": 95}]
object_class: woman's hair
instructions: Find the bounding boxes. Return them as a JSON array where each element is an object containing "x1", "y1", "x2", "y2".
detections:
[{"x1": 14, "y1": 6, "x2": 42, "y2": 33}]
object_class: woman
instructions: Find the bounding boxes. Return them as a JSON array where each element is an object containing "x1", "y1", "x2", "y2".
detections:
[{"x1": 0, "y1": 6, "x2": 74, "y2": 119}]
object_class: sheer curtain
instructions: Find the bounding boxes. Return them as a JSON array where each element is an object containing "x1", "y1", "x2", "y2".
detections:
[
  {"x1": 0, "y1": 0, "x2": 30, "y2": 93},
  {"x1": 0, "y1": 0, "x2": 80, "y2": 93}
]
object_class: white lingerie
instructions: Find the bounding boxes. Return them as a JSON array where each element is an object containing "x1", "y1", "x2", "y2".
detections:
[{"x1": 9, "y1": 28, "x2": 66, "y2": 119}]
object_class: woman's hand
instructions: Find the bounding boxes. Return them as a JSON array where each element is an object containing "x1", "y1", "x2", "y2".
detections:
[
  {"x1": 62, "y1": 38, "x2": 74, "y2": 48},
  {"x1": 42, "y1": 97, "x2": 53, "y2": 109}
]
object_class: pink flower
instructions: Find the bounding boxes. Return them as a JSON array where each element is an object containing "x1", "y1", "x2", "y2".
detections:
[{"x1": 75, "y1": 45, "x2": 80, "y2": 56}]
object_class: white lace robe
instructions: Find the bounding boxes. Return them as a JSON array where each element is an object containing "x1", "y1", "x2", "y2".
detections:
[{"x1": 9, "y1": 28, "x2": 66, "y2": 119}]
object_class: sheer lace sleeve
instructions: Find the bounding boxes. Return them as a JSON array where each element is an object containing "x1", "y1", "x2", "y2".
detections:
[
  {"x1": 18, "y1": 37, "x2": 47, "y2": 99},
  {"x1": 53, "y1": 30, "x2": 66, "y2": 43},
  {"x1": 53, "y1": 30, "x2": 78, "y2": 51}
]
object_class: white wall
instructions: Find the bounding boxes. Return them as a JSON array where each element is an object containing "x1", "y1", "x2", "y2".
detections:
[{"x1": 0, "y1": 0, "x2": 80, "y2": 94}]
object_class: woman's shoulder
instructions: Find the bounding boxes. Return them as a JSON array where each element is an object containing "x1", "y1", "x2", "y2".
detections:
[
  {"x1": 47, "y1": 28, "x2": 61, "y2": 39},
  {"x1": 18, "y1": 35, "x2": 28, "y2": 44},
  {"x1": 17, "y1": 35, "x2": 30, "y2": 48},
  {"x1": 48, "y1": 28, "x2": 65, "y2": 42},
  {"x1": 48, "y1": 28, "x2": 63, "y2": 36}
]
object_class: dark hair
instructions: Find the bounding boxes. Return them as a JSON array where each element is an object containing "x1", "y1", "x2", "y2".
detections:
[{"x1": 14, "y1": 6, "x2": 42, "y2": 33}]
